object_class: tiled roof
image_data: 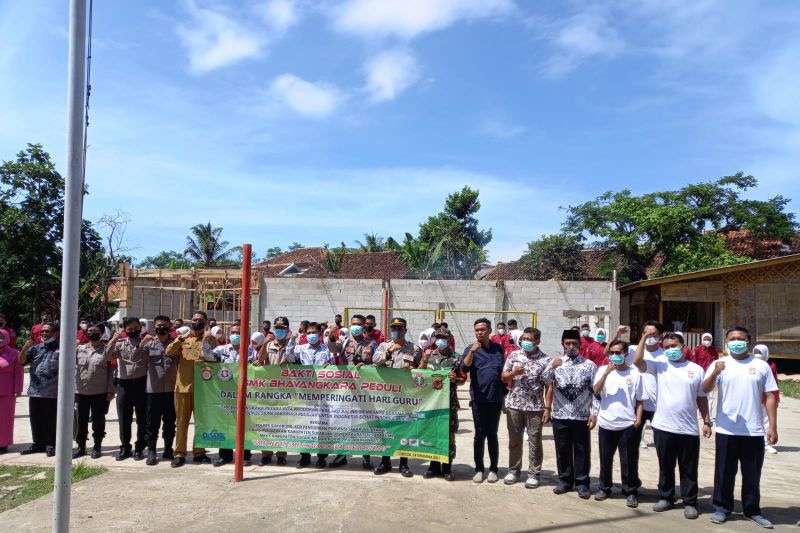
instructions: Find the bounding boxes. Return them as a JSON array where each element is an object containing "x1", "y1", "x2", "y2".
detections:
[
  {"x1": 482, "y1": 261, "x2": 522, "y2": 280},
  {"x1": 254, "y1": 248, "x2": 410, "y2": 279},
  {"x1": 717, "y1": 230, "x2": 793, "y2": 260}
]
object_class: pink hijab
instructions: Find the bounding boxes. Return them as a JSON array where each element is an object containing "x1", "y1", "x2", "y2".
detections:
[{"x1": 0, "y1": 329, "x2": 18, "y2": 358}]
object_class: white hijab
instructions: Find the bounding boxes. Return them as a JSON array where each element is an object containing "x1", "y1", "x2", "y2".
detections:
[
  {"x1": 419, "y1": 328, "x2": 435, "y2": 350},
  {"x1": 753, "y1": 344, "x2": 769, "y2": 362}
]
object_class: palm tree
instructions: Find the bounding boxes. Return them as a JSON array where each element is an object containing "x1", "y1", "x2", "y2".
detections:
[
  {"x1": 354, "y1": 232, "x2": 386, "y2": 252},
  {"x1": 184, "y1": 222, "x2": 241, "y2": 267}
]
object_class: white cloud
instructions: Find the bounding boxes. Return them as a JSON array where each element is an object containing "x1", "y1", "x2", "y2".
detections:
[
  {"x1": 753, "y1": 44, "x2": 800, "y2": 127},
  {"x1": 177, "y1": 1, "x2": 264, "y2": 74},
  {"x1": 479, "y1": 110, "x2": 526, "y2": 139},
  {"x1": 270, "y1": 74, "x2": 341, "y2": 118},
  {"x1": 538, "y1": 12, "x2": 624, "y2": 79},
  {"x1": 332, "y1": 0, "x2": 514, "y2": 39},
  {"x1": 259, "y1": 0, "x2": 300, "y2": 33},
  {"x1": 363, "y1": 48, "x2": 421, "y2": 102}
]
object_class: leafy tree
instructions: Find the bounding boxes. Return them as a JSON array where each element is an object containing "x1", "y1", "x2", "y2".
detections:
[
  {"x1": 323, "y1": 242, "x2": 348, "y2": 273},
  {"x1": 265, "y1": 246, "x2": 284, "y2": 259},
  {"x1": 388, "y1": 232, "x2": 445, "y2": 279},
  {"x1": 137, "y1": 251, "x2": 193, "y2": 269},
  {"x1": 288, "y1": 242, "x2": 303, "y2": 252},
  {"x1": 184, "y1": 222, "x2": 241, "y2": 267},
  {"x1": 656, "y1": 233, "x2": 752, "y2": 277},
  {"x1": 355, "y1": 232, "x2": 387, "y2": 252},
  {"x1": 520, "y1": 234, "x2": 587, "y2": 280}
]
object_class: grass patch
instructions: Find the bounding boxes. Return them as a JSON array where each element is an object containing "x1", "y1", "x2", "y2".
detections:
[
  {"x1": 779, "y1": 379, "x2": 800, "y2": 399},
  {"x1": 0, "y1": 462, "x2": 105, "y2": 512}
]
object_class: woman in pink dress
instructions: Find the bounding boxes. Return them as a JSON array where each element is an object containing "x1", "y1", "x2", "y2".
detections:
[{"x1": 0, "y1": 328, "x2": 24, "y2": 453}]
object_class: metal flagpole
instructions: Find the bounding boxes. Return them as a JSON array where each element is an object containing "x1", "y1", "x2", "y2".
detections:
[
  {"x1": 234, "y1": 244, "x2": 252, "y2": 482},
  {"x1": 54, "y1": 0, "x2": 87, "y2": 531}
]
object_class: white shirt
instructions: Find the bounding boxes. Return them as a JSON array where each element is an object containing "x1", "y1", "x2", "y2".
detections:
[
  {"x1": 627, "y1": 346, "x2": 660, "y2": 411},
  {"x1": 646, "y1": 355, "x2": 706, "y2": 435},
  {"x1": 715, "y1": 355, "x2": 779, "y2": 436},
  {"x1": 594, "y1": 365, "x2": 644, "y2": 431}
]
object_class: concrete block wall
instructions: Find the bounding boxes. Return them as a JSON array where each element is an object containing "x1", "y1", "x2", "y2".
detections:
[{"x1": 123, "y1": 279, "x2": 196, "y2": 323}]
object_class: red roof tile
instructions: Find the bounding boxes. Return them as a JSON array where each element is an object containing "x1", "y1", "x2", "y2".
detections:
[{"x1": 254, "y1": 248, "x2": 410, "y2": 279}]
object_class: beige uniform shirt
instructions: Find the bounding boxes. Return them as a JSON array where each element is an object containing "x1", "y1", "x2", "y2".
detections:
[
  {"x1": 165, "y1": 335, "x2": 216, "y2": 394},
  {"x1": 75, "y1": 343, "x2": 114, "y2": 395}
]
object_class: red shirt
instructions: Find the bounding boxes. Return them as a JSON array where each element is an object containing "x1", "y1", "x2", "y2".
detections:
[
  {"x1": 689, "y1": 345, "x2": 718, "y2": 371},
  {"x1": 77, "y1": 329, "x2": 91, "y2": 344},
  {"x1": 367, "y1": 329, "x2": 385, "y2": 345},
  {"x1": 491, "y1": 334, "x2": 512, "y2": 355},
  {"x1": 581, "y1": 339, "x2": 606, "y2": 367}
]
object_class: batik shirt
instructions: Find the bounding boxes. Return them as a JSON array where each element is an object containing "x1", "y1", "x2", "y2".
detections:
[
  {"x1": 25, "y1": 340, "x2": 60, "y2": 398},
  {"x1": 207, "y1": 343, "x2": 257, "y2": 364},
  {"x1": 550, "y1": 354, "x2": 599, "y2": 421},
  {"x1": 285, "y1": 341, "x2": 333, "y2": 366},
  {"x1": 503, "y1": 349, "x2": 554, "y2": 412}
]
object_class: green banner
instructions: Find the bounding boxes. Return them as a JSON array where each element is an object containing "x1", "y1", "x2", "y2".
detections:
[{"x1": 194, "y1": 364, "x2": 451, "y2": 462}]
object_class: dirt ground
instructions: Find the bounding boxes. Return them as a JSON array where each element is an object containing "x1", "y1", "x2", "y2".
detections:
[{"x1": 2, "y1": 375, "x2": 799, "y2": 532}]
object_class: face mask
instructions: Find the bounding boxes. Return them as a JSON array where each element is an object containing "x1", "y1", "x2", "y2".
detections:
[
  {"x1": 727, "y1": 340, "x2": 748, "y2": 355},
  {"x1": 702, "y1": 339, "x2": 712, "y2": 347},
  {"x1": 274, "y1": 329, "x2": 287, "y2": 340},
  {"x1": 520, "y1": 340, "x2": 535, "y2": 352},
  {"x1": 596, "y1": 334, "x2": 606, "y2": 342},
  {"x1": 230, "y1": 334, "x2": 241, "y2": 346},
  {"x1": 498, "y1": 328, "x2": 506, "y2": 335},
  {"x1": 126, "y1": 330, "x2": 141, "y2": 339},
  {"x1": 155, "y1": 326, "x2": 170, "y2": 336},
  {"x1": 609, "y1": 354, "x2": 625, "y2": 365},
  {"x1": 0, "y1": 338, "x2": 6, "y2": 348},
  {"x1": 307, "y1": 333, "x2": 319, "y2": 345},
  {"x1": 80, "y1": 323, "x2": 88, "y2": 330},
  {"x1": 435, "y1": 339, "x2": 448, "y2": 350},
  {"x1": 365, "y1": 325, "x2": 375, "y2": 332},
  {"x1": 350, "y1": 325, "x2": 363, "y2": 336},
  {"x1": 645, "y1": 336, "x2": 660, "y2": 347},
  {"x1": 88, "y1": 332, "x2": 102, "y2": 342},
  {"x1": 664, "y1": 347, "x2": 683, "y2": 361},
  {"x1": 565, "y1": 347, "x2": 579, "y2": 359},
  {"x1": 191, "y1": 321, "x2": 206, "y2": 331},
  {"x1": 580, "y1": 330, "x2": 590, "y2": 337},
  {"x1": 419, "y1": 339, "x2": 431, "y2": 350},
  {"x1": 390, "y1": 330, "x2": 402, "y2": 341},
  {"x1": 753, "y1": 351, "x2": 766, "y2": 361}
]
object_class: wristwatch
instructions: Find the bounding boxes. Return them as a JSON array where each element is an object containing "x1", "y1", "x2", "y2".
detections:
[{"x1": 703, "y1": 420, "x2": 713, "y2": 427}]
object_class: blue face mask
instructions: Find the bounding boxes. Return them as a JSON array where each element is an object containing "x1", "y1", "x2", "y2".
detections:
[
  {"x1": 596, "y1": 334, "x2": 606, "y2": 342},
  {"x1": 350, "y1": 325, "x2": 363, "y2": 336},
  {"x1": 664, "y1": 347, "x2": 683, "y2": 361},
  {"x1": 520, "y1": 340, "x2": 535, "y2": 352},
  {"x1": 274, "y1": 329, "x2": 287, "y2": 340},
  {"x1": 307, "y1": 333, "x2": 319, "y2": 345},
  {"x1": 727, "y1": 340, "x2": 748, "y2": 355},
  {"x1": 390, "y1": 330, "x2": 403, "y2": 341},
  {"x1": 229, "y1": 334, "x2": 241, "y2": 346},
  {"x1": 435, "y1": 338, "x2": 448, "y2": 350},
  {"x1": 609, "y1": 354, "x2": 625, "y2": 365}
]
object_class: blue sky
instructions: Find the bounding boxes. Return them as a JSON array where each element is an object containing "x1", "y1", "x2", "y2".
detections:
[{"x1": 1, "y1": 0, "x2": 799, "y2": 263}]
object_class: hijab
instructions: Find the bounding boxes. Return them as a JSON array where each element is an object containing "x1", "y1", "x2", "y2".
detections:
[
  {"x1": 753, "y1": 344, "x2": 769, "y2": 362},
  {"x1": 419, "y1": 328, "x2": 435, "y2": 350},
  {"x1": 0, "y1": 328, "x2": 19, "y2": 358}
]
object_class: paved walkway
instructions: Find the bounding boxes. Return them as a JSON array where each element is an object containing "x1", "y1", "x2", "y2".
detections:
[{"x1": 2, "y1": 376, "x2": 799, "y2": 531}]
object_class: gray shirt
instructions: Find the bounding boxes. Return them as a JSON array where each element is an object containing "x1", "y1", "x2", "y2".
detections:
[
  {"x1": 25, "y1": 340, "x2": 60, "y2": 398},
  {"x1": 140, "y1": 337, "x2": 178, "y2": 393},
  {"x1": 105, "y1": 338, "x2": 148, "y2": 380},
  {"x1": 75, "y1": 343, "x2": 114, "y2": 395}
]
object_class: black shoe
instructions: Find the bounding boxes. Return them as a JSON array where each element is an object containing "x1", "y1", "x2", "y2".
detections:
[
  {"x1": 444, "y1": 472, "x2": 456, "y2": 482},
  {"x1": 192, "y1": 454, "x2": 211, "y2": 464},
  {"x1": 578, "y1": 487, "x2": 591, "y2": 500},
  {"x1": 213, "y1": 457, "x2": 229, "y2": 467},
  {"x1": 45, "y1": 446, "x2": 55, "y2": 457},
  {"x1": 72, "y1": 447, "x2": 86, "y2": 459},
  {"x1": 133, "y1": 449, "x2": 145, "y2": 461},
  {"x1": 315, "y1": 458, "x2": 327, "y2": 469},
  {"x1": 0, "y1": 447, "x2": 8, "y2": 455},
  {"x1": 91, "y1": 446, "x2": 102, "y2": 459},
  {"x1": 595, "y1": 490, "x2": 610, "y2": 501},
  {"x1": 296, "y1": 457, "x2": 311, "y2": 469},
  {"x1": 20, "y1": 444, "x2": 44, "y2": 455},
  {"x1": 171, "y1": 457, "x2": 186, "y2": 468},
  {"x1": 329, "y1": 455, "x2": 347, "y2": 468},
  {"x1": 626, "y1": 494, "x2": 639, "y2": 508},
  {"x1": 423, "y1": 469, "x2": 436, "y2": 479},
  {"x1": 400, "y1": 466, "x2": 413, "y2": 478},
  {"x1": 276, "y1": 456, "x2": 287, "y2": 466},
  {"x1": 260, "y1": 455, "x2": 272, "y2": 466},
  {"x1": 362, "y1": 458, "x2": 373, "y2": 470},
  {"x1": 243, "y1": 458, "x2": 252, "y2": 467},
  {"x1": 553, "y1": 484, "x2": 571, "y2": 495},
  {"x1": 162, "y1": 447, "x2": 174, "y2": 460},
  {"x1": 373, "y1": 462, "x2": 391, "y2": 475},
  {"x1": 146, "y1": 449, "x2": 158, "y2": 466},
  {"x1": 116, "y1": 449, "x2": 133, "y2": 461}
]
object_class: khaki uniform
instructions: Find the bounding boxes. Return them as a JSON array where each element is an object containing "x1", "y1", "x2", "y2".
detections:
[
  {"x1": 259, "y1": 340, "x2": 288, "y2": 459},
  {"x1": 373, "y1": 341, "x2": 418, "y2": 368},
  {"x1": 165, "y1": 335, "x2": 215, "y2": 458},
  {"x1": 329, "y1": 335, "x2": 375, "y2": 365}
]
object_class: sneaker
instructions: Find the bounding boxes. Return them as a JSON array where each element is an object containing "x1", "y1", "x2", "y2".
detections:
[
  {"x1": 595, "y1": 490, "x2": 609, "y2": 501},
  {"x1": 684, "y1": 506, "x2": 698, "y2": 520},
  {"x1": 626, "y1": 495, "x2": 639, "y2": 508},
  {"x1": 487, "y1": 471, "x2": 499, "y2": 483},
  {"x1": 653, "y1": 500, "x2": 674, "y2": 512},
  {"x1": 709, "y1": 509, "x2": 728, "y2": 524},
  {"x1": 765, "y1": 445, "x2": 778, "y2": 455},
  {"x1": 577, "y1": 487, "x2": 591, "y2": 500},
  {"x1": 746, "y1": 515, "x2": 773, "y2": 529},
  {"x1": 525, "y1": 477, "x2": 540, "y2": 489},
  {"x1": 503, "y1": 473, "x2": 519, "y2": 485},
  {"x1": 472, "y1": 471, "x2": 484, "y2": 483}
]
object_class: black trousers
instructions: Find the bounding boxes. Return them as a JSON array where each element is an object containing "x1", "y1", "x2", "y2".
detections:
[
  {"x1": 552, "y1": 418, "x2": 591, "y2": 490},
  {"x1": 634, "y1": 409, "x2": 655, "y2": 446},
  {"x1": 145, "y1": 392, "x2": 176, "y2": 447},
  {"x1": 116, "y1": 377, "x2": 147, "y2": 451},
  {"x1": 29, "y1": 396, "x2": 57, "y2": 448},
  {"x1": 301, "y1": 452, "x2": 329, "y2": 461},
  {"x1": 428, "y1": 461, "x2": 451, "y2": 474},
  {"x1": 471, "y1": 401, "x2": 502, "y2": 472},
  {"x1": 713, "y1": 433, "x2": 765, "y2": 517},
  {"x1": 380, "y1": 456, "x2": 408, "y2": 468},
  {"x1": 654, "y1": 428, "x2": 700, "y2": 505},
  {"x1": 598, "y1": 425, "x2": 640, "y2": 496},
  {"x1": 75, "y1": 393, "x2": 108, "y2": 446}
]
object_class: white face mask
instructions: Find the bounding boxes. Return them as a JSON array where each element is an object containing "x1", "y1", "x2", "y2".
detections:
[
  {"x1": 498, "y1": 328, "x2": 506, "y2": 335},
  {"x1": 645, "y1": 336, "x2": 660, "y2": 347},
  {"x1": 702, "y1": 339, "x2": 712, "y2": 347},
  {"x1": 419, "y1": 339, "x2": 431, "y2": 350}
]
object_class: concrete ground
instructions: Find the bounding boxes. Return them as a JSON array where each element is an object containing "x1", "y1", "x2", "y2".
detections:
[{"x1": 2, "y1": 375, "x2": 799, "y2": 532}]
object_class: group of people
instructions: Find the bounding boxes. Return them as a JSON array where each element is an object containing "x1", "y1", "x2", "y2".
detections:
[{"x1": 0, "y1": 310, "x2": 783, "y2": 528}]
